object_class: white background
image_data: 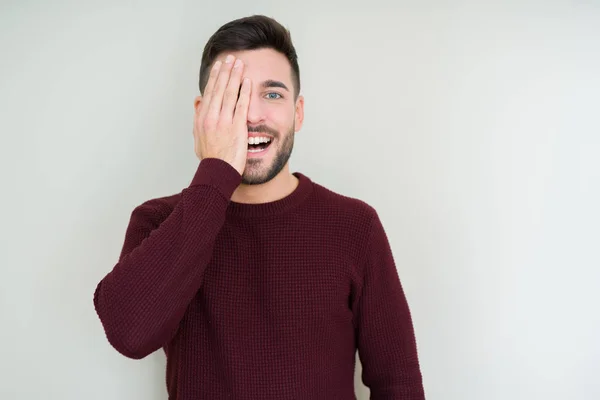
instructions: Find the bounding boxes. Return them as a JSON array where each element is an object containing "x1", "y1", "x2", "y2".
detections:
[{"x1": 1, "y1": 1, "x2": 599, "y2": 399}]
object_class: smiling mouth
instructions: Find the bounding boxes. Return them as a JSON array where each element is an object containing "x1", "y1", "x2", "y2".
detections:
[{"x1": 247, "y1": 137, "x2": 273, "y2": 152}]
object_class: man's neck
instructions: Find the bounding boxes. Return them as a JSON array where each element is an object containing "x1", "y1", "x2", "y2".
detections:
[{"x1": 231, "y1": 167, "x2": 299, "y2": 204}]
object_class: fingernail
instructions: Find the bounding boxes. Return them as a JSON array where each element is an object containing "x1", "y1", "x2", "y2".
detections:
[
  {"x1": 212, "y1": 61, "x2": 221, "y2": 70},
  {"x1": 225, "y1": 55, "x2": 234, "y2": 63},
  {"x1": 234, "y1": 59, "x2": 242, "y2": 68}
]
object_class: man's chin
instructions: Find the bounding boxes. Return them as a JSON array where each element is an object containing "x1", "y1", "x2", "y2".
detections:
[
  {"x1": 241, "y1": 176, "x2": 267, "y2": 186},
  {"x1": 241, "y1": 168, "x2": 273, "y2": 186}
]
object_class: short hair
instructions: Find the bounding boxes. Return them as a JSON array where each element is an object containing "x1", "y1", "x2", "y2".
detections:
[{"x1": 198, "y1": 15, "x2": 300, "y2": 99}]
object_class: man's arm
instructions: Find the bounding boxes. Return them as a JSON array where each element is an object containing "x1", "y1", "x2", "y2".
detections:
[
  {"x1": 352, "y1": 209, "x2": 425, "y2": 399},
  {"x1": 93, "y1": 158, "x2": 241, "y2": 359},
  {"x1": 94, "y1": 54, "x2": 252, "y2": 360}
]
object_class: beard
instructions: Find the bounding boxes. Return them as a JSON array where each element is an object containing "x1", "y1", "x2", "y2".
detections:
[{"x1": 241, "y1": 123, "x2": 295, "y2": 185}]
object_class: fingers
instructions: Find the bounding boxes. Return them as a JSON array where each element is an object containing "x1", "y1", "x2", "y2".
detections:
[
  {"x1": 206, "y1": 55, "x2": 236, "y2": 124},
  {"x1": 197, "y1": 60, "x2": 222, "y2": 123},
  {"x1": 233, "y1": 77, "x2": 252, "y2": 128},
  {"x1": 220, "y1": 58, "x2": 245, "y2": 121}
]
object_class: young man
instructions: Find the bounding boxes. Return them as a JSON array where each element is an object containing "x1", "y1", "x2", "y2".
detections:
[{"x1": 94, "y1": 15, "x2": 425, "y2": 400}]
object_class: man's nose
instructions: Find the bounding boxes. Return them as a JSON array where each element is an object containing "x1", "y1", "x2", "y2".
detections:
[{"x1": 246, "y1": 94, "x2": 265, "y2": 125}]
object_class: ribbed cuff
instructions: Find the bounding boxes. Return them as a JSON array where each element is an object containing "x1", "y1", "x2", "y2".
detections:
[{"x1": 189, "y1": 158, "x2": 242, "y2": 200}]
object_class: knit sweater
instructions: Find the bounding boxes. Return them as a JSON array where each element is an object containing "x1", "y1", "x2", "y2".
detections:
[{"x1": 93, "y1": 158, "x2": 425, "y2": 399}]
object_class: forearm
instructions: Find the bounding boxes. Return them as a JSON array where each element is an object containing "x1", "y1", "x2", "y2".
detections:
[
  {"x1": 360, "y1": 285, "x2": 425, "y2": 400},
  {"x1": 94, "y1": 158, "x2": 241, "y2": 359}
]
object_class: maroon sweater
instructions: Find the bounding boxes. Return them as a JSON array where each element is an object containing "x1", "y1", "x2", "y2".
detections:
[{"x1": 94, "y1": 158, "x2": 425, "y2": 399}]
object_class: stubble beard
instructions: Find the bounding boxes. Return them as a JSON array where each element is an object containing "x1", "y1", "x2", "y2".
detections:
[{"x1": 241, "y1": 124, "x2": 295, "y2": 186}]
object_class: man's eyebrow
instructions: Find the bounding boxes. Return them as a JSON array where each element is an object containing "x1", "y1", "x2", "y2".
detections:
[{"x1": 261, "y1": 79, "x2": 290, "y2": 92}]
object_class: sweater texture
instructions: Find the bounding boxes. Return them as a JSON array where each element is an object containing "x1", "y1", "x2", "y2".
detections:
[{"x1": 93, "y1": 158, "x2": 425, "y2": 399}]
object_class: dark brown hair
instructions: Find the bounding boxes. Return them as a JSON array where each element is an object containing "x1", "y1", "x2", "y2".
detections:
[{"x1": 198, "y1": 15, "x2": 300, "y2": 99}]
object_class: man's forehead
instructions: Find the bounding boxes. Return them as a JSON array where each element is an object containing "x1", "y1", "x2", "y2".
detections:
[{"x1": 215, "y1": 49, "x2": 292, "y2": 84}]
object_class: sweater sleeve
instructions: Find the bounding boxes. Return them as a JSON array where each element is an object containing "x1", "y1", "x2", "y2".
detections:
[
  {"x1": 353, "y1": 210, "x2": 426, "y2": 400},
  {"x1": 93, "y1": 158, "x2": 242, "y2": 360}
]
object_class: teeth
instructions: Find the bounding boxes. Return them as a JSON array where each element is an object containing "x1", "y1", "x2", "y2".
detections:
[{"x1": 248, "y1": 137, "x2": 271, "y2": 145}]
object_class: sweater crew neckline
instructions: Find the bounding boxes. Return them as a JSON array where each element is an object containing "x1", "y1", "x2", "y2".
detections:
[{"x1": 226, "y1": 172, "x2": 313, "y2": 219}]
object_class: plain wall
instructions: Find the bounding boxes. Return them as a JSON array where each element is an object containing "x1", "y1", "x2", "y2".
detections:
[{"x1": 1, "y1": 1, "x2": 599, "y2": 399}]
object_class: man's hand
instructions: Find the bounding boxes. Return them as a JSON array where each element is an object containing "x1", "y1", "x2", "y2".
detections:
[{"x1": 194, "y1": 54, "x2": 251, "y2": 176}]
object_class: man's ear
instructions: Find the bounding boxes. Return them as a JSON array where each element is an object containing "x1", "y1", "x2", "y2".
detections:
[
  {"x1": 294, "y1": 95, "x2": 305, "y2": 132},
  {"x1": 194, "y1": 95, "x2": 203, "y2": 113}
]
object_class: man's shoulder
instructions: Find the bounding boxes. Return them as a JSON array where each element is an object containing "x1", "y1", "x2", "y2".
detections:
[
  {"x1": 129, "y1": 191, "x2": 182, "y2": 222},
  {"x1": 303, "y1": 178, "x2": 384, "y2": 258},
  {"x1": 308, "y1": 178, "x2": 379, "y2": 228}
]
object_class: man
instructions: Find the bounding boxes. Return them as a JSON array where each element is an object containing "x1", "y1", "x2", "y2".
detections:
[{"x1": 94, "y1": 14, "x2": 425, "y2": 399}]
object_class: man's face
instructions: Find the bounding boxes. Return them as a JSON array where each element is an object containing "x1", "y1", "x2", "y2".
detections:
[{"x1": 214, "y1": 48, "x2": 304, "y2": 185}]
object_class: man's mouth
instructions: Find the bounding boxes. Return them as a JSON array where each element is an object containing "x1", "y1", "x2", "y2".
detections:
[{"x1": 247, "y1": 136, "x2": 273, "y2": 153}]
